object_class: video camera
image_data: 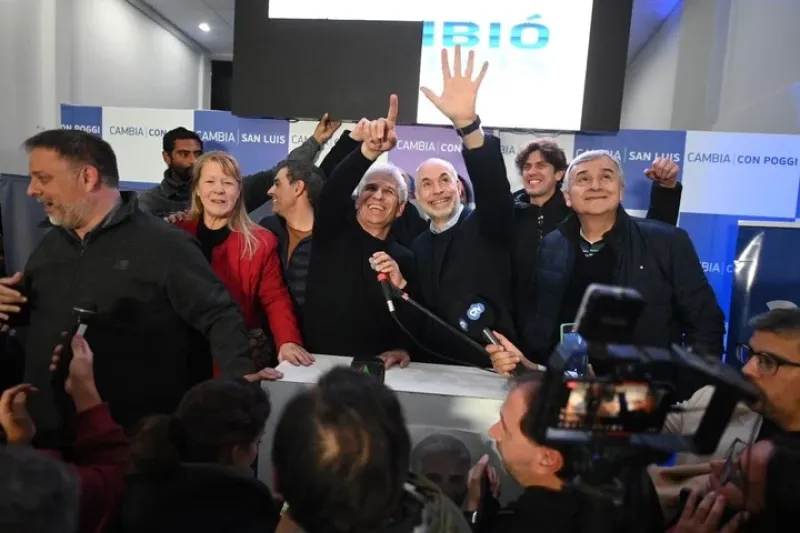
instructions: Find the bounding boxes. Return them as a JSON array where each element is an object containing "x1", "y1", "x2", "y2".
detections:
[{"x1": 525, "y1": 284, "x2": 761, "y2": 503}]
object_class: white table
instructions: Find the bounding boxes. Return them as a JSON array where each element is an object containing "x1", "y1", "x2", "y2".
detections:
[{"x1": 257, "y1": 354, "x2": 521, "y2": 505}]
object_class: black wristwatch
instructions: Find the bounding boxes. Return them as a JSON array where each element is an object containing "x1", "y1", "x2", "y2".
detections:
[{"x1": 455, "y1": 116, "x2": 481, "y2": 137}]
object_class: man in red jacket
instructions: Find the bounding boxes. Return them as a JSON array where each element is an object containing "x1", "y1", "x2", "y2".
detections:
[{"x1": 0, "y1": 334, "x2": 129, "y2": 533}]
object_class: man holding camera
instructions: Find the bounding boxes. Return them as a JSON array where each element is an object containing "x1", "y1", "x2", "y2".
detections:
[{"x1": 465, "y1": 372, "x2": 664, "y2": 533}]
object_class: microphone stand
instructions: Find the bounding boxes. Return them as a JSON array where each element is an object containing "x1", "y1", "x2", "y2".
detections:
[{"x1": 388, "y1": 286, "x2": 500, "y2": 361}]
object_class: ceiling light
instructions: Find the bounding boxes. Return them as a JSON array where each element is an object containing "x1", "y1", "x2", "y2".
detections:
[{"x1": 198, "y1": 22, "x2": 210, "y2": 32}]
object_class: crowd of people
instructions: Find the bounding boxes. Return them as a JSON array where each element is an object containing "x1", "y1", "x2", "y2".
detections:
[{"x1": 0, "y1": 46, "x2": 798, "y2": 533}]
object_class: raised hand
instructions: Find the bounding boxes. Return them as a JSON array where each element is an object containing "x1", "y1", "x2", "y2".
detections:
[
  {"x1": 645, "y1": 157, "x2": 680, "y2": 188},
  {"x1": 349, "y1": 118, "x2": 370, "y2": 143},
  {"x1": 313, "y1": 113, "x2": 343, "y2": 145},
  {"x1": 420, "y1": 45, "x2": 488, "y2": 127},
  {"x1": 361, "y1": 94, "x2": 399, "y2": 158}
]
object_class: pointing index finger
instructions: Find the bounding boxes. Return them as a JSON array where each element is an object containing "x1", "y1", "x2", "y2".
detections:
[{"x1": 387, "y1": 94, "x2": 399, "y2": 125}]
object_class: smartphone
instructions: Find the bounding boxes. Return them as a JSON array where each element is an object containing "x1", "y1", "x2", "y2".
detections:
[{"x1": 350, "y1": 360, "x2": 386, "y2": 383}]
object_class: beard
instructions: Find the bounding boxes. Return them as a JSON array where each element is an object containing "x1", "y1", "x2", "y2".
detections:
[
  {"x1": 46, "y1": 196, "x2": 92, "y2": 230},
  {"x1": 171, "y1": 164, "x2": 193, "y2": 182}
]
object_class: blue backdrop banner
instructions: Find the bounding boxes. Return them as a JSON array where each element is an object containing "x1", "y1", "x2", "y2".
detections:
[
  {"x1": 44, "y1": 104, "x2": 800, "y2": 330},
  {"x1": 726, "y1": 221, "x2": 800, "y2": 365}
]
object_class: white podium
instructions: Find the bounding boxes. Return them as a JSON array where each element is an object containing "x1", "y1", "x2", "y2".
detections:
[{"x1": 257, "y1": 354, "x2": 522, "y2": 505}]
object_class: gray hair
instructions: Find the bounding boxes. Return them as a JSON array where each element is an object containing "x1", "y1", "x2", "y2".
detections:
[
  {"x1": 410, "y1": 434, "x2": 472, "y2": 472},
  {"x1": 356, "y1": 162, "x2": 409, "y2": 204},
  {"x1": 415, "y1": 157, "x2": 458, "y2": 183},
  {"x1": 562, "y1": 150, "x2": 625, "y2": 192}
]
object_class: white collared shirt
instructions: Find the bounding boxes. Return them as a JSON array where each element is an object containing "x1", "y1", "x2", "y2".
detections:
[{"x1": 429, "y1": 203, "x2": 465, "y2": 234}]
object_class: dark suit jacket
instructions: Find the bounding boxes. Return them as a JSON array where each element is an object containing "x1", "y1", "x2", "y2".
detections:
[{"x1": 411, "y1": 134, "x2": 515, "y2": 367}]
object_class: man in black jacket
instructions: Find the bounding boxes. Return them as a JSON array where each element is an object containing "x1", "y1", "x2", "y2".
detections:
[
  {"x1": 409, "y1": 47, "x2": 516, "y2": 367},
  {"x1": 301, "y1": 98, "x2": 417, "y2": 367},
  {"x1": 137, "y1": 116, "x2": 341, "y2": 216},
  {"x1": 511, "y1": 139, "x2": 682, "y2": 346},
  {"x1": 260, "y1": 127, "x2": 370, "y2": 323},
  {"x1": 525, "y1": 149, "x2": 724, "y2": 378},
  {"x1": 0, "y1": 130, "x2": 268, "y2": 439},
  {"x1": 466, "y1": 372, "x2": 663, "y2": 533}
]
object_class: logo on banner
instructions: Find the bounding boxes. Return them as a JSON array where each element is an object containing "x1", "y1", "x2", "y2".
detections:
[
  {"x1": 108, "y1": 126, "x2": 171, "y2": 138},
  {"x1": 701, "y1": 261, "x2": 734, "y2": 275},
  {"x1": 574, "y1": 148, "x2": 681, "y2": 164},
  {"x1": 422, "y1": 15, "x2": 550, "y2": 49},
  {"x1": 61, "y1": 124, "x2": 101, "y2": 135},
  {"x1": 396, "y1": 139, "x2": 462, "y2": 153},
  {"x1": 196, "y1": 130, "x2": 287, "y2": 145},
  {"x1": 686, "y1": 152, "x2": 798, "y2": 167},
  {"x1": 467, "y1": 303, "x2": 485, "y2": 321}
]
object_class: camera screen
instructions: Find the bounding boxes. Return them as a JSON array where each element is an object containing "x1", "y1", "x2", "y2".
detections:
[{"x1": 559, "y1": 381, "x2": 669, "y2": 434}]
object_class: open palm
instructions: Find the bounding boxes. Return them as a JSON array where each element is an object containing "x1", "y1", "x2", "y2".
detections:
[{"x1": 420, "y1": 46, "x2": 488, "y2": 125}]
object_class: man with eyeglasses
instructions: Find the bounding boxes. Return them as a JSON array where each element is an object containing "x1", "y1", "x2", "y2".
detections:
[{"x1": 650, "y1": 307, "x2": 800, "y2": 523}]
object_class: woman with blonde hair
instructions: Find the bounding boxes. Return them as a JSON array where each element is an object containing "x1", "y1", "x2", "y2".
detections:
[{"x1": 173, "y1": 151, "x2": 310, "y2": 376}]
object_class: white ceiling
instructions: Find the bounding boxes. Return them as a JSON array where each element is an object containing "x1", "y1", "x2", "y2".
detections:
[
  {"x1": 138, "y1": 0, "x2": 681, "y2": 63},
  {"x1": 139, "y1": 0, "x2": 236, "y2": 59}
]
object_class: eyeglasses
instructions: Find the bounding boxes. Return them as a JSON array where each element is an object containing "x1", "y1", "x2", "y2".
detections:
[
  {"x1": 736, "y1": 343, "x2": 800, "y2": 375},
  {"x1": 718, "y1": 438, "x2": 747, "y2": 487}
]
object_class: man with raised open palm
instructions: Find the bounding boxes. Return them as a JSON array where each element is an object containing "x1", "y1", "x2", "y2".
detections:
[{"x1": 407, "y1": 46, "x2": 518, "y2": 367}]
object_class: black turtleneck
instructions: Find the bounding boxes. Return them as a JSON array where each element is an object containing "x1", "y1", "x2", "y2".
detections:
[{"x1": 196, "y1": 219, "x2": 231, "y2": 262}]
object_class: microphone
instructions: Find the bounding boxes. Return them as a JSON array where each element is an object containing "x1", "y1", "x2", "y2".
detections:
[
  {"x1": 73, "y1": 304, "x2": 97, "y2": 337},
  {"x1": 380, "y1": 282, "x2": 492, "y2": 360},
  {"x1": 452, "y1": 297, "x2": 501, "y2": 347},
  {"x1": 377, "y1": 273, "x2": 396, "y2": 314},
  {"x1": 451, "y1": 295, "x2": 531, "y2": 376},
  {"x1": 50, "y1": 301, "x2": 97, "y2": 446}
]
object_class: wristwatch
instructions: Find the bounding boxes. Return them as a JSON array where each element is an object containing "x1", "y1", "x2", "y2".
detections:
[{"x1": 455, "y1": 116, "x2": 482, "y2": 137}]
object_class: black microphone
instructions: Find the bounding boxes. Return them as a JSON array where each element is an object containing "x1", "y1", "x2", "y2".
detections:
[
  {"x1": 377, "y1": 273, "x2": 396, "y2": 314},
  {"x1": 384, "y1": 284, "x2": 490, "y2": 357},
  {"x1": 451, "y1": 295, "x2": 532, "y2": 376},
  {"x1": 73, "y1": 304, "x2": 97, "y2": 337},
  {"x1": 50, "y1": 302, "x2": 97, "y2": 447},
  {"x1": 54, "y1": 303, "x2": 97, "y2": 379}
]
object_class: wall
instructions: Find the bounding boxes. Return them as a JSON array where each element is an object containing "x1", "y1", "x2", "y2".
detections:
[
  {"x1": 0, "y1": 0, "x2": 210, "y2": 176},
  {"x1": 713, "y1": 0, "x2": 800, "y2": 133},
  {"x1": 619, "y1": 4, "x2": 682, "y2": 130},
  {"x1": 620, "y1": 0, "x2": 800, "y2": 134}
]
